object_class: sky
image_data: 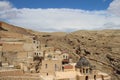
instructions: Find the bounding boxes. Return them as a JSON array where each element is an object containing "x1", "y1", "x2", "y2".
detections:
[{"x1": 0, "y1": 0, "x2": 120, "y2": 32}]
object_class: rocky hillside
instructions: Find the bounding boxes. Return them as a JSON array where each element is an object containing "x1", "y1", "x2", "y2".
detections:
[
  {"x1": 37, "y1": 30, "x2": 120, "y2": 80},
  {"x1": 0, "y1": 22, "x2": 120, "y2": 80},
  {"x1": 0, "y1": 21, "x2": 36, "y2": 36}
]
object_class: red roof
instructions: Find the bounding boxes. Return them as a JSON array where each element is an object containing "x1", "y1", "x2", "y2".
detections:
[
  {"x1": 63, "y1": 65, "x2": 73, "y2": 69},
  {"x1": 62, "y1": 59, "x2": 69, "y2": 63}
]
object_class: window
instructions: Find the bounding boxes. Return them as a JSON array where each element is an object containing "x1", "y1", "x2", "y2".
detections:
[
  {"x1": 62, "y1": 66, "x2": 64, "y2": 71},
  {"x1": 83, "y1": 68, "x2": 85, "y2": 73},
  {"x1": 33, "y1": 37, "x2": 35, "y2": 40},
  {"x1": 37, "y1": 46, "x2": 38, "y2": 48},
  {"x1": 86, "y1": 69, "x2": 89, "y2": 73},
  {"x1": 80, "y1": 69, "x2": 82, "y2": 73},
  {"x1": 45, "y1": 64, "x2": 47, "y2": 68},
  {"x1": 55, "y1": 64, "x2": 57, "y2": 71},
  {"x1": 33, "y1": 40, "x2": 35, "y2": 43},
  {"x1": 0, "y1": 61, "x2": 2, "y2": 67}
]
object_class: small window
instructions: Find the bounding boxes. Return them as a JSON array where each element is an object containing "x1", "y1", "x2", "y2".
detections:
[
  {"x1": 0, "y1": 61, "x2": 2, "y2": 67},
  {"x1": 55, "y1": 64, "x2": 57, "y2": 71},
  {"x1": 45, "y1": 44, "x2": 47, "y2": 47},
  {"x1": 37, "y1": 46, "x2": 38, "y2": 48},
  {"x1": 86, "y1": 69, "x2": 89, "y2": 73},
  {"x1": 33, "y1": 41, "x2": 35, "y2": 43},
  {"x1": 83, "y1": 68, "x2": 85, "y2": 73},
  {"x1": 45, "y1": 64, "x2": 47, "y2": 68},
  {"x1": 80, "y1": 69, "x2": 82, "y2": 73},
  {"x1": 33, "y1": 37, "x2": 36, "y2": 40}
]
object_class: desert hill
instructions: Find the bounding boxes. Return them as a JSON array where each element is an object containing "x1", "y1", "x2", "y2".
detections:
[
  {"x1": 0, "y1": 21, "x2": 35, "y2": 36},
  {"x1": 0, "y1": 22, "x2": 120, "y2": 80}
]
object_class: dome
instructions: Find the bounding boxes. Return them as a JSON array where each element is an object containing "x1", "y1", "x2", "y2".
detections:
[{"x1": 75, "y1": 56, "x2": 91, "y2": 68}]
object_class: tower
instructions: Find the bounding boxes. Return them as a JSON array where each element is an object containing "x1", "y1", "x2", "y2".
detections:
[{"x1": 75, "y1": 56, "x2": 92, "y2": 74}]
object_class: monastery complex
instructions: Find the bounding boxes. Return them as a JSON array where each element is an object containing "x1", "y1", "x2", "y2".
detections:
[{"x1": 0, "y1": 22, "x2": 111, "y2": 80}]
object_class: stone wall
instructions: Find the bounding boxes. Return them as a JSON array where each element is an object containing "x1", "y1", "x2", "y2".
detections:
[
  {"x1": 0, "y1": 76, "x2": 41, "y2": 80},
  {"x1": 0, "y1": 69, "x2": 42, "y2": 80},
  {"x1": 0, "y1": 69, "x2": 23, "y2": 77},
  {"x1": 2, "y1": 43, "x2": 23, "y2": 52}
]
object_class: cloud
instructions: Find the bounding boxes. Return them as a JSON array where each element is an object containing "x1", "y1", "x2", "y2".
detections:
[
  {"x1": 0, "y1": 0, "x2": 120, "y2": 32},
  {"x1": 0, "y1": 0, "x2": 12, "y2": 11},
  {"x1": 108, "y1": 0, "x2": 120, "y2": 16}
]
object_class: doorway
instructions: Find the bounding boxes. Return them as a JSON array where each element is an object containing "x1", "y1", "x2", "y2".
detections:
[
  {"x1": 85, "y1": 76, "x2": 88, "y2": 80},
  {"x1": 94, "y1": 75, "x2": 96, "y2": 80}
]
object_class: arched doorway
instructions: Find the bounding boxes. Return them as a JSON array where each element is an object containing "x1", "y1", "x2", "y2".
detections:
[
  {"x1": 85, "y1": 76, "x2": 88, "y2": 80},
  {"x1": 94, "y1": 75, "x2": 96, "y2": 80}
]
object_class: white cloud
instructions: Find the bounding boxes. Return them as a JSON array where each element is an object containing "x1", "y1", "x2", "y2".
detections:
[
  {"x1": 108, "y1": 0, "x2": 120, "y2": 16},
  {"x1": 0, "y1": 0, "x2": 120, "y2": 32},
  {"x1": 0, "y1": 0, "x2": 12, "y2": 11}
]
